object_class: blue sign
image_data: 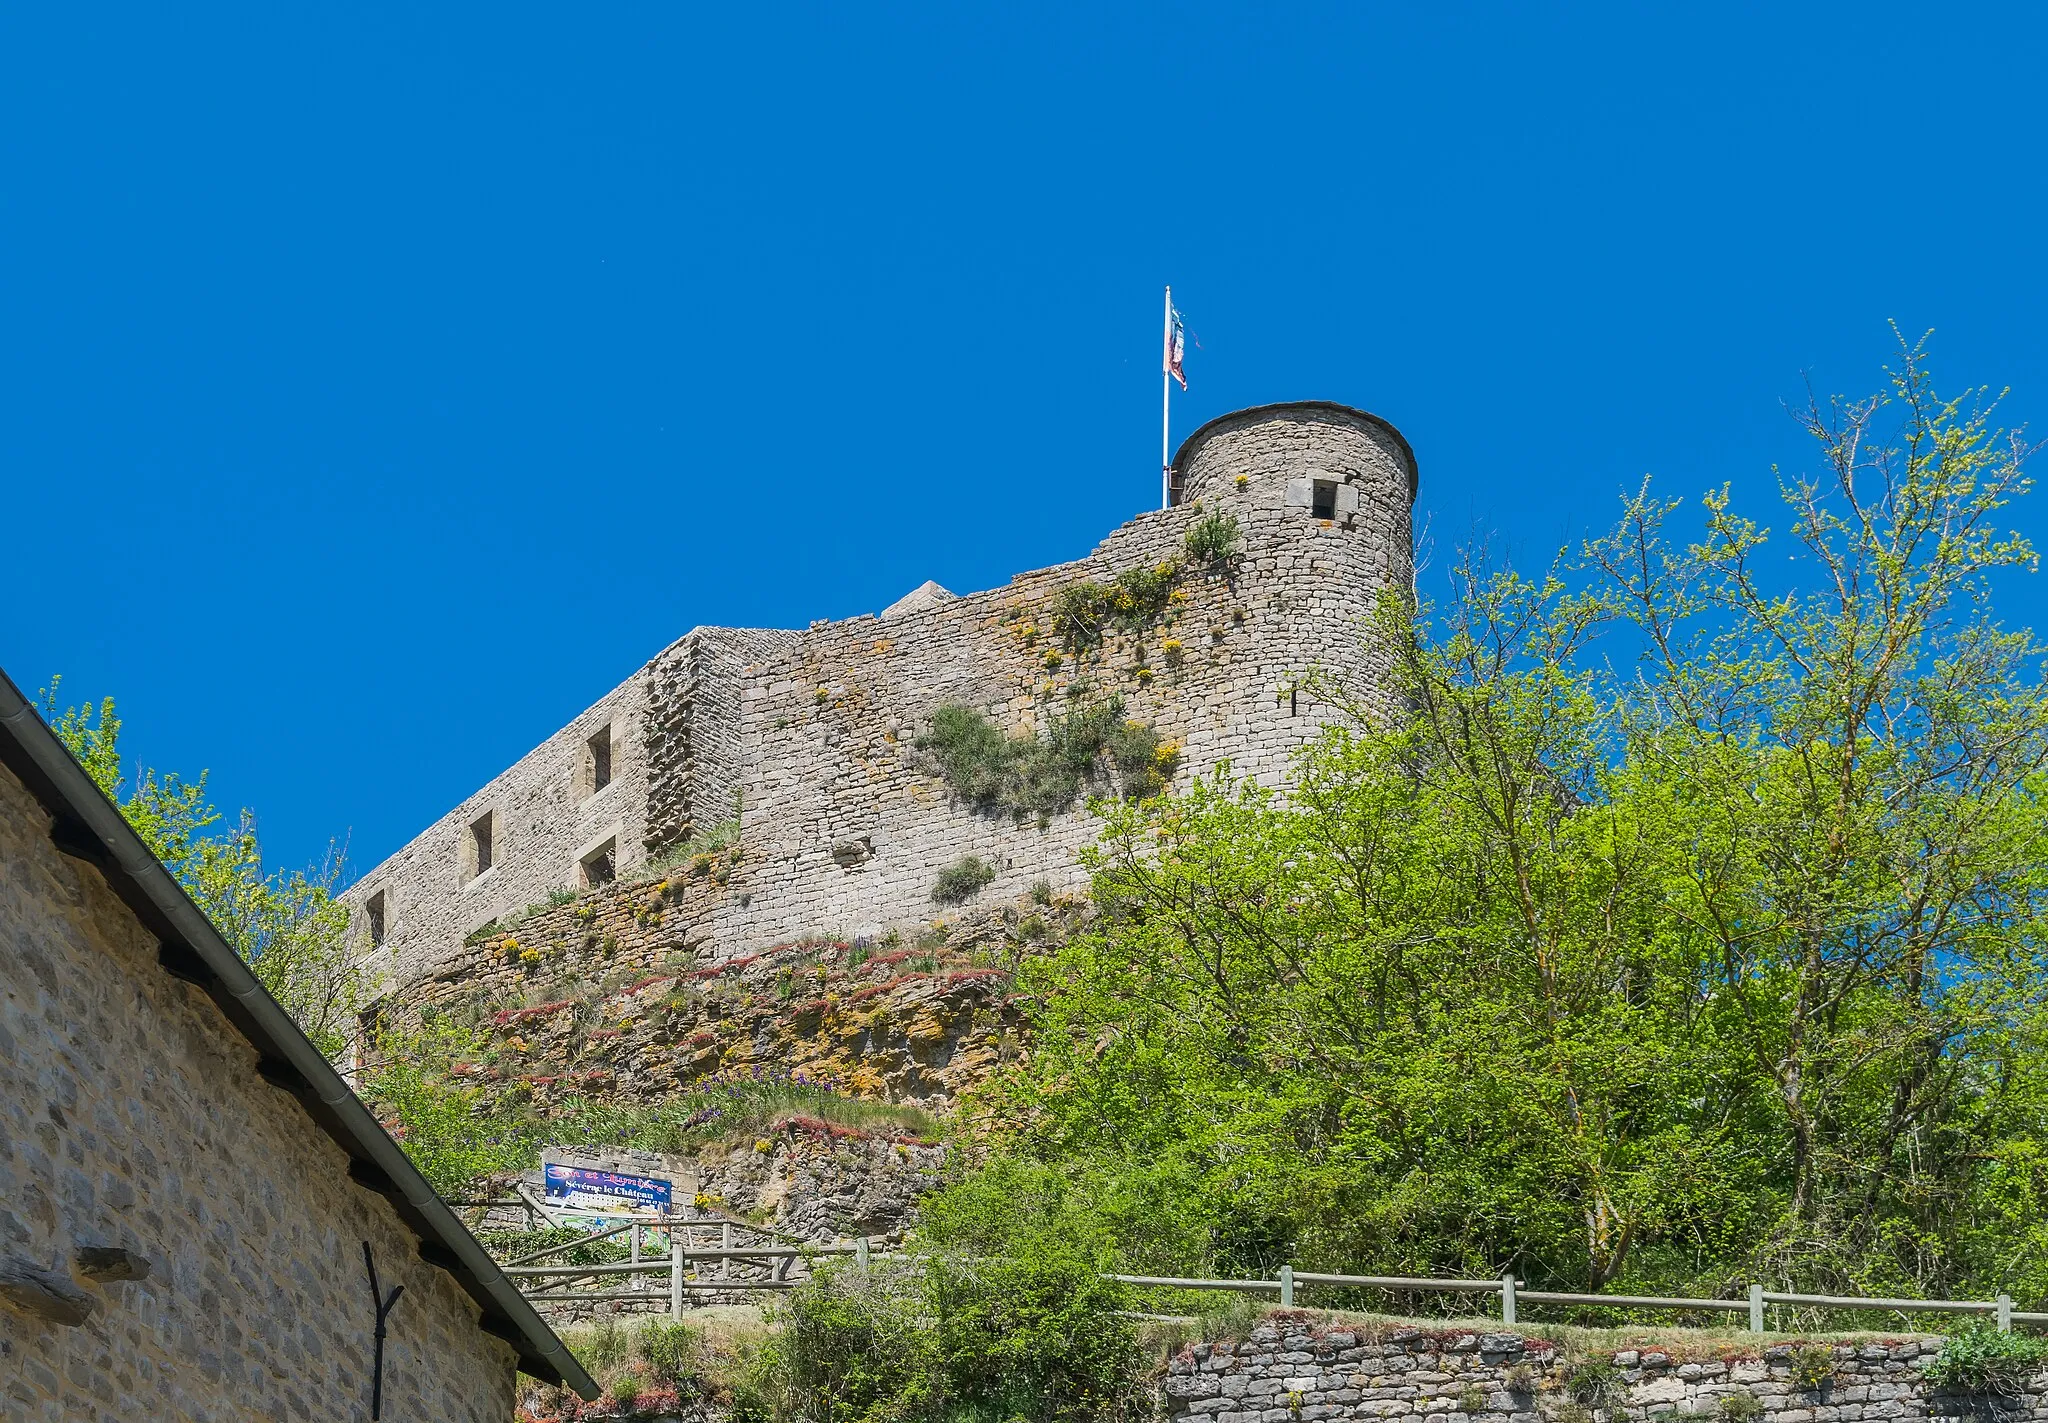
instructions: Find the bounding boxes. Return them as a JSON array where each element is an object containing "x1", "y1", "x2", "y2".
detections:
[{"x1": 543, "y1": 1162, "x2": 673, "y2": 1214}]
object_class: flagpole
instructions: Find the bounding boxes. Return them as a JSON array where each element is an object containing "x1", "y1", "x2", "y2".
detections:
[{"x1": 1161, "y1": 284, "x2": 1173, "y2": 510}]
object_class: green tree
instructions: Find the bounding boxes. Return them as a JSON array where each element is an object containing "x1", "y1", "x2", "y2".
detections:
[
  {"x1": 1586, "y1": 334, "x2": 2048, "y2": 1291},
  {"x1": 962, "y1": 340, "x2": 2048, "y2": 1304},
  {"x1": 356, "y1": 1018, "x2": 515, "y2": 1195},
  {"x1": 39, "y1": 682, "x2": 368, "y2": 1059}
]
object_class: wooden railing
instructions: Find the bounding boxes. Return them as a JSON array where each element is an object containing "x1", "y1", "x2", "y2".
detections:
[
  {"x1": 1109, "y1": 1268, "x2": 2042, "y2": 1332},
  {"x1": 466, "y1": 1196, "x2": 885, "y2": 1316},
  {"x1": 467, "y1": 1197, "x2": 2041, "y2": 1333}
]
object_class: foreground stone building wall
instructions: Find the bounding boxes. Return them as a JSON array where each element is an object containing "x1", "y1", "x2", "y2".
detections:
[
  {"x1": 348, "y1": 402, "x2": 1417, "y2": 998},
  {"x1": 0, "y1": 761, "x2": 522, "y2": 1422},
  {"x1": 1167, "y1": 1319, "x2": 1996, "y2": 1423}
]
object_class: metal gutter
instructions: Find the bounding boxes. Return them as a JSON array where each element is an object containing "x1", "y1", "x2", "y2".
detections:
[{"x1": 0, "y1": 668, "x2": 598, "y2": 1400}]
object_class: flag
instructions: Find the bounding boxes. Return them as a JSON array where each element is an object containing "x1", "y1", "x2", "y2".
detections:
[{"x1": 1164, "y1": 305, "x2": 1186, "y2": 390}]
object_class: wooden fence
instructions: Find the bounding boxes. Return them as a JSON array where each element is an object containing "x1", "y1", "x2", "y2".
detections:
[
  {"x1": 463, "y1": 1196, "x2": 2041, "y2": 1333},
  {"x1": 464, "y1": 1195, "x2": 884, "y2": 1318},
  {"x1": 1108, "y1": 1269, "x2": 2043, "y2": 1333}
]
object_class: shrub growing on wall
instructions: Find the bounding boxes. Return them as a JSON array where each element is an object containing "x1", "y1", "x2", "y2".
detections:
[
  {"x1": 1922, "y1": 1326, "x2": 2048, "y2": 1398},
  {"x1": 919, "y1": 705, "x2": 1014, "y2": 805},
  {"x1": 1051, "y1": 561, "x2": 1183, "y2": 652},
  {"x1": 1185, "y1": 509, "x2": 1242, "y2": 566},
  {"x1": 918, "y1": 697, "x2": 1179, "y2": 819},
  {"x1": 931, "y1": 855, "x2": 997, "y2": 903}
]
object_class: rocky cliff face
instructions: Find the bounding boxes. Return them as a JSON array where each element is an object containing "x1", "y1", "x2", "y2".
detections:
[
  {"x1": 693, "y1": 1124, "x2": 946, "y2": 1242},
  {"x1": 373, "y1": 845, "x2": 1084, "y2": 1249},
  {"x1": 390, "y1": 883, "x2": 1077, "y2": 1114}
]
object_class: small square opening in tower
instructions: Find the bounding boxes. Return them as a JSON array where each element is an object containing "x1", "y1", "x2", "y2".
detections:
[
  {"x1": 585, "y1": 724, "x2": 613, "y2": 797},
  {"x1": 468, "y1": 812, "x2": 494, "y2": 879},
  {"x1": 1311, "y1": 479, "x2": 1338, "y2": 520},
  {"x1": 366, "y1": 890, "x2": 386, "y2": 947},
  {"x1": 580, "y1": 836, "x2": 618, "y2": 890}
]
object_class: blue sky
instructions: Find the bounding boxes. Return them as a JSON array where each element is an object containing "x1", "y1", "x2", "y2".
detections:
[{"x1": 3, "y1": 4, "x2": 2044, "y2": 877}]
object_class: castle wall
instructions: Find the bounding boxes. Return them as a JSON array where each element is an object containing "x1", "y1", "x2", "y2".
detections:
[
  {"x1": 348, "y1": 669, "x2": 653, "y2": 993},
  {"x1": 349, "y1": 403, "x2": 1417, "y2": 996},
  {"x1": 671, "y1": 627, "x2": 806, "y2": 850}
]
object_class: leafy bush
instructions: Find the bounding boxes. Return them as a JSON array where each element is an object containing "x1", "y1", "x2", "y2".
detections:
[
  {"x1": 1099, "y1": 717, "x2": 1177, "y2": 798},
  {"x1": 754, "y1": 1248, "x2": 1141, "y2": 1423},
  {"x1": 1922, "y1": 1325, "x2": 2048, "y2": 1397},
  {"x1": 360, "y1": 1018, "x2": 514, "y2": 1194},
  {"x1": 927, "y1": 1252, "x2": 1140, "y2": 1422},
  {"x1": 1050, "y1": 562, "x2": 1183, "y2": 651},
  {"x1": 918, "y1": 697, "x2": 1176, "y2": 819},
  {"x1": 919, "y1": 705, "x2": 1016, "y2": 806},
  {"x1": 636, "y1": 1319, "x2": 700, "y2": 1388},
  {"x1": 759, "y1": 1260, "x2": 937, "y2": 1423},
  {"x1": 1052, "y1": 583, "x2": 1109, "y2": 653},
  {"x1": 1718, "y1": 1392, "x2": 1762, "y2": 1423},
  {"x1": 932, "y1": 856, "x2": 997, "y2": 904},
  {"x1": 549, "y1": 1315, "x2": 728, "y2": 1417},
  {"x1": 1185, "y1": 510, "x2": 1242, "y2": 565}
]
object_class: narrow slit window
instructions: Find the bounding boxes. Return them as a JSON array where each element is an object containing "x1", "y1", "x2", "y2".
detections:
[
  {"x1": 586, "y1": 725, "x2": 613, "y2": 796},
  {"x1": 1311, "y1": 479, "x2": 1338, "y2": 520},
  {"x1": 581, "y1": 837, "x2": 618, "y2": 890},
  {"x1": 469, "y1": 812, "x2": 494, "y2": 879},
  {"x1": 366, "y1": 891, "x2": 386, "y2": 947}
]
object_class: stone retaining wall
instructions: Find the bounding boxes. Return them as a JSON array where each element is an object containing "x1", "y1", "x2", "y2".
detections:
[{"x1": 1164, "y1": 1319, "x2": 2020, "y2": 1423}]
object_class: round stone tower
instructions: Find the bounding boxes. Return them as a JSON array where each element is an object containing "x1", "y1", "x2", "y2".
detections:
[
  {"x1": 1173, "y1": 401, "x2": 1415, "y2": 552},
  {"x1": 1169, "y1": 401, "x2": 1418, "y2": 739}
]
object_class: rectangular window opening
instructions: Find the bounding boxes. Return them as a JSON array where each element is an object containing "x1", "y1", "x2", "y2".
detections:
[
  {"x1": 586, "y1": 725, "x2": 613, "y2": 796},
  {"x1": 469, "y1": 812, "x2": 494, "y2": 879},
  {"x1": 581, "y1": 837, "x2": 618, "y2": 890},
  {"x1": 366, "y1": 891, "x2": 386, "y2": 947},
  {"x1": 1311, "y1": 479, "x2": 1338, "y2": 520}
]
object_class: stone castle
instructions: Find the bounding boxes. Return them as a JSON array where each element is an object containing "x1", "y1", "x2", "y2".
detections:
[{"x1": 346, "y1": 401, "x2": 1418, "y2": 994}]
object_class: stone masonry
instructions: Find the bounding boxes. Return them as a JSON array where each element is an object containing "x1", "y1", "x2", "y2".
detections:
[
  {"x1": 0, "y1": 759, "x2": 523, "y2": 1422},
  {"x1": 345, "y1": 402, "x2": 1418, "y2": 1002},
  {"x1": 1164, "y1": 1319, "x2": 2016, "y2": 1423}
]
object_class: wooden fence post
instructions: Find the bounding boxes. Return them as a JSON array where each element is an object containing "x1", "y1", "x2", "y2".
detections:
[
  {"x1": 671, "y1": 1231, "x2": 684, "y2": 1320},
  {"x1": 1279, "y1": 1265, "x2": 1294, "y2": 1308},
  {"x1": 856, "y1": 1236, "x2": 870, "y2": 1269},
  {"x1": 1501, "y1": 1273, "x2": 1516, "y2": 1325},
  {"x1": 1749, "y1": 1283, "x2": 1765, "y2": 1333},
  {"x1": 1998, "y1": 1294, "x2": 2013, "y2": 1333}
]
